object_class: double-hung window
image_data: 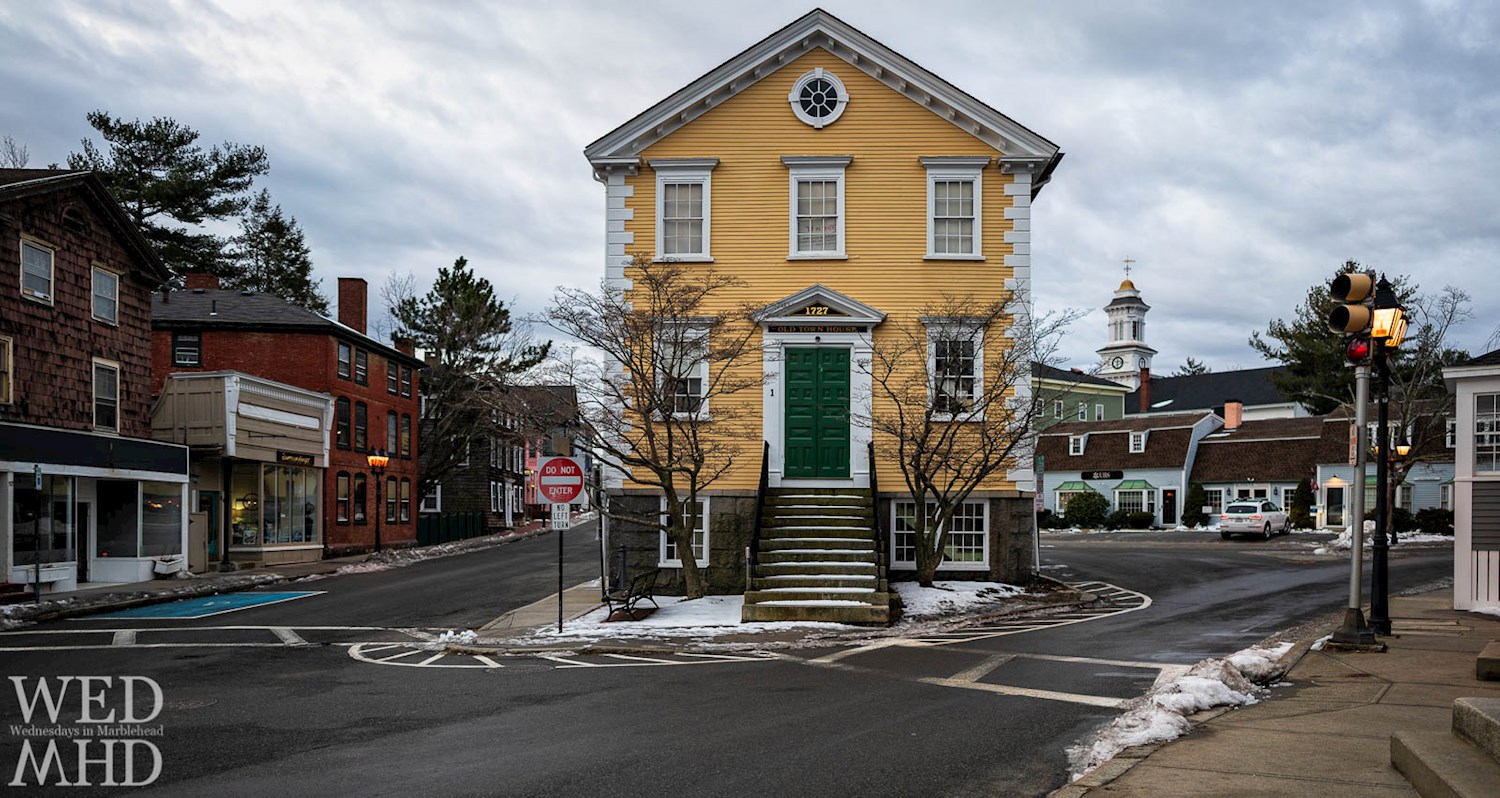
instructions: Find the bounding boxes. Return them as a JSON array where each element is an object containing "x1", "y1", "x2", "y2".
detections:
[
  {"x1": 1078, "y1": 402, "x2": 1087, "y2": 421},
  {"x1": 335, "y1": 398, "x2": 351, "y2": 449},
  {"x1": 784, "y1": 156, "x2": 849, "y2": 259},
  {"x1": 421, "y1": 485, "x2": 442, "y2": 514},
  {"x1": 92, "y1": 266, "x2": 119, "y2": 324},
  {"x1": 93, "y1": 359, "x2": 119, "y2": 432},
  {"x1": 924, "y1": 319, "x2": 983, "y2": 420},
  {"x1": 400, "y1": 415, "x2": 412, "y2": 458},
  {"x1": 1095, "y1": 403, "x2": 1104, "y2": 421},
  {"x1": 1129, "y1": 431, "x2": 1147, "y2": 453},
  {"x1": 337, "y1": 343, "x2": 352, "y2": 380},
  {"x1": 658, "y1": 325, "x2": 708, "y2": 418},
  {"x1": 336, "y1": 473, "x2": 350, "y2": 523},
  {"x1": 387, "y1": 359, "x2": 399, "y2": 394},
  {"x1": 0, "y1": 336, "x2": 12, "y2": 405},
  {"x1": 659, "y1": 497, "x2": 708, "y2": 568},
  {"x1": 922, "y1": 156, "x2": 988, "y2": 259},
  {"x1": 354, "y1": 401, "x2": 367, "y2": 451},
  {"x1": 1069, "y1": 435, "x2": 1086, "y2": 456},
  {"x1": 1053, "y1": 400, "x2": 1063, "y2": 419},
  {"x1": 1477, "y1": 393, "x2": 1500, "y2": 472},
  {"x1": 354, "y1": 349, "x2": 368, "y2": 385},
  {"x1": 20, "y1": 238, "x2": 54, "y2": 302},
  {"x1": 651, "y1": 158, "x2": 717, "y2": 261},
  {"x1": 173, "y1": 333, "x2": 202, "y2": 366},
  {"x1": 387, "y1": 411, "x2": 398, "y2": 452},
  {"x1": 400, "y1": 366, "x2": 412, "y2": 398}
]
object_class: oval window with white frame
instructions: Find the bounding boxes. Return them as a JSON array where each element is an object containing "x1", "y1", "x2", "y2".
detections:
[{"x1": 788, "y1": 68, "x2": 849, "y2": 128}]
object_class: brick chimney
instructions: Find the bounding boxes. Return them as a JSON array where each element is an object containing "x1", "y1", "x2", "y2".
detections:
[
  {"x1": 1224, "y1": 399, "x2": 1243, "y2": 431},
  {"x1": 392, "y1": 335, "x2": 415, "y2": 357},
  {"x1": 1137, "y1": 368, "x2": 1151, "y2": 412},
  {"x1": 338, "y1": 277, "x2": 367, "y2": 334},
  {"x1": 184, "y1": 272, "x2": 220, "y2": 290}
]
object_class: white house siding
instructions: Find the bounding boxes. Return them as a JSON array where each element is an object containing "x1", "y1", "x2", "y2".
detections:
[
  {"x1": 1445, "y1": 360, "x2": 1500, "y2": 611},
  {"x1": 1042, "y1": 467, "x2": 1184, "y2": 526}
]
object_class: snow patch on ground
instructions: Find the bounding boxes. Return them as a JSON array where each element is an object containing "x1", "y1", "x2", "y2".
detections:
[
  {"x1": 438, "y1": 629, "x2": 478, "y2": 645},
  {"x1": 515, "y1": 594, "x2": 847, "y2": 642},
  {"x1": 1468, "y1": 606, "x2": 1500, "y2": 619},
  {"x1": 1067, "y1": 641, "x2": 1293, "y2": 780},
  {"x1": 894, "y1": 581, "x2": 1024, "y2": 619},
  {"x1": 1397, "y1": 532, "x2": 1455, "y2": 544}
]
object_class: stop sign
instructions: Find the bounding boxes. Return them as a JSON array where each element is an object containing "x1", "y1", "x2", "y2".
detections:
[{"x1": 535, "y1": 456, "x2": 585, "y2": 504}]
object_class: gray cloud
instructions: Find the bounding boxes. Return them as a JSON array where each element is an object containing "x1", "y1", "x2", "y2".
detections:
[{"x1": 1, "y1": 0, "x2": 1495, "y2": 371}]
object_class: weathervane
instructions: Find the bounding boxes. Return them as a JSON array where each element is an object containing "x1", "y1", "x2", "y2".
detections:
[{"x1": 1122, "y1": 257, "x2": 1135, "y2": 279}]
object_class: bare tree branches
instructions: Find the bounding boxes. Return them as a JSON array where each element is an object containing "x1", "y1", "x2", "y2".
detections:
[
  {"x1": 860, "y1": 291, "x2": 1080, "y2": 585},
  {"x1": 544, "y1": 255, "x2": 763, "y2": 598}
]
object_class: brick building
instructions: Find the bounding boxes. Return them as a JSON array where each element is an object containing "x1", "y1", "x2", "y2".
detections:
[
  {"x1": 418, "y1": 384, "x2": 579, "y2": 528},
  {"x1": 150, "y1": 275, "x2": 423, "y2": 557},
  {"x1": 0, "y1": 169, "x2": 189, "y2": 593}
]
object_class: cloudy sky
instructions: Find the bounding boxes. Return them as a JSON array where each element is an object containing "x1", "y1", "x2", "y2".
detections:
[{"x1": 3, "y1": 0, "x2": 1497, "y2": 371}]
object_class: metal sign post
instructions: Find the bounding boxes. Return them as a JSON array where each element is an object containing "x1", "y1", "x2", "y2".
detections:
[{"x1": 534, "y1": 457, "x2": 584, "y2": 633}]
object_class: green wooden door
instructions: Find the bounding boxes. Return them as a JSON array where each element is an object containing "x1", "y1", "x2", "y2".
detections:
[{"x1": 784, "y1": 347, "x2": 850, "y2": 478}]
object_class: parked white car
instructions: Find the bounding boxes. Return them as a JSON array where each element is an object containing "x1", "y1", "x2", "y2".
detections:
[{"x1": 1219, "y1": 501, "x2": 1291, "y2": 540}]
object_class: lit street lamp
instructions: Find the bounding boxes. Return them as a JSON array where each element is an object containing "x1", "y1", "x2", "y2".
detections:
[
  {"x1": 367, "y1": 448, "x2": 389, "y2": 553},
  {"x1": 1369, "y1": 276, "x2": 1406, "y2": 636}
]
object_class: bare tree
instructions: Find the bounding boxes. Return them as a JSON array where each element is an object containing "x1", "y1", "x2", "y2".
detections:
[
  {"x1": 544, "y1": 255, "x2": 762, "y2": 598},
  {"x1": 0, "y1": 135, "x2": 28, "y2": 168},
  {"x1": 860, "y1": 292, "x2": 1080, "y2": 586},
  {"x1": 1379, "y1": 284, "x2": 1472, "y2": 541}
]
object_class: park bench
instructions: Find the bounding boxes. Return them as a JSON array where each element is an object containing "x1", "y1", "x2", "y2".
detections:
[{"x1": 604, "y1": 568, "x2": 660, "y2": 619}]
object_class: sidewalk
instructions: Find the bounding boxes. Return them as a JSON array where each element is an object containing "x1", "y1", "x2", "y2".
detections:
[
  {"x1": 1, "y1": 519, "x2": 556, "y2": 627},
  {"x1": 1058, "y1": 590, "x2": 1500, "y2": 797}
]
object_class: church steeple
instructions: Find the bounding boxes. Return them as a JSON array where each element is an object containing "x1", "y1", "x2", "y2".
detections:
[{"x1": 1095, "y1": 260, "x2": 1158, "y2": 390}]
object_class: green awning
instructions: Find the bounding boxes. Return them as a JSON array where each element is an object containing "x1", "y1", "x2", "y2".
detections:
[
  {"x1": 1114, "y1": 479, "x2": 1156, "y2": 491},
  {"x1": 1054, "y1": 481, "x2": 1097, "y2": 492}
]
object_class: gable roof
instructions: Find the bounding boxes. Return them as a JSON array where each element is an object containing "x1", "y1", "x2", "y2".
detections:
[
  {"x1": 1036, "y1": 412, "x2": 1218, "y2": 471},
  {"x1": 1191, "y1": 416, "x2": 1347, "y2": 483},
  {"x1": 1467, "y1": 348, "x2": 1500, "y2": 368},
  {"x1": 752, "y1": 284, "x2": 886, "y2": 324},
  {"x1": 1032, "y1": 362, "x2": 1131, "y2": 392},
  {"x1": 585, "y1": 9, "x2": 1062, "y2": 194},
  {"x1": 1127, "y1": 366, "x2": 1292, "y2": 414},
  {"x1": 0, "y1": 168, "x2": 170, "y2": 283},
  {"x1": 151, "y1": 288, "x2": 424, "y2": 367}
]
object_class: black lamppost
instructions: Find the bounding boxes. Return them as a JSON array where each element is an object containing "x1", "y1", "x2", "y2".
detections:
[
  {"x1": 1368, "y1": 276, "x2": 1408, "y2": 636},
  {"x1": 367, "y1": 448, "x2": 389, "y2": 553}
]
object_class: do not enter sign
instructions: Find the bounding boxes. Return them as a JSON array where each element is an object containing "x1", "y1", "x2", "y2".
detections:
[{"x1": 535, "y1": 457, "x2": 585, "y2": 504}]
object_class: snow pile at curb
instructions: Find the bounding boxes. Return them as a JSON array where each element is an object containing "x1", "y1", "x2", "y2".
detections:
[
  {"x1": 438, "y1": 629, "x2": 478, "y2": 645},
  {"x1": 516, "y1": 594, "x2": 847, "y2": 643},
  {"x1": 1067, "y1": 641, "x2": 1293, "y2": 779},
  {"x1": 894, "y1": 581, "x2": 1023, "y2": 619},
  {"x1": 1312, "y1": 520, "x2": 1373, "y2": 555}
]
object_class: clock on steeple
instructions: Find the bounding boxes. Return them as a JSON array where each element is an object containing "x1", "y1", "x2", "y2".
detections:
[{"x1": 1095, "y1": 260, "x2": 1158, "y2": 391}]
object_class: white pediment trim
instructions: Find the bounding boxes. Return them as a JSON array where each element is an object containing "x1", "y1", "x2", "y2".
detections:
[
  {"x1": 752, "y1": 284, "x2": 887, "y2": 326},
  {"x1": 585, "y1": 9, "x2": 1060, "y2": 172}
]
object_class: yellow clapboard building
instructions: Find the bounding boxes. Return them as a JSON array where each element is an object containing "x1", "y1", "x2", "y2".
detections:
[{"x1": 586, "y1": 9, "x2": 1062, "y2": 621}]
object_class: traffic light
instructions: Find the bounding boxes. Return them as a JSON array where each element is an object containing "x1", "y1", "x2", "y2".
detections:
[{"x1": 1327, "y1": 272, "x2": 1375, "y2": 333}]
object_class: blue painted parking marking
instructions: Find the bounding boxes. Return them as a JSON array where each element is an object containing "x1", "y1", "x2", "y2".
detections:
[{"x1": 87, "y1": 591, "x2": 325, "y2": 620}]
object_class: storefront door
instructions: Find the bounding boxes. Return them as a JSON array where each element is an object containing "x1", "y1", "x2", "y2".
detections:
[
  {"x1": 1325, "y1": 486, "x2": 1346, "y2": 527},
  {"x1": 784, "y1": 347, "x2": 850, "y2": 479},
  {"x1": 1161, "y1": 489, "x2": 1177, "y2": 525},
  {"x1": 74, "y1": 502, "x2": 90, "y2": 583}
]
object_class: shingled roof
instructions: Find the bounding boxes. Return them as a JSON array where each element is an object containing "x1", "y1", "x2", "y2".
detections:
[
  {"x1": 1191, "y1": 417, "x2": 1344, "y2": 483},
  {"x1": 1127, "y1": 366, "x2": 1291, "y2": 414},
  {"x1": 152, "y1": 288, "x2": 423, "y2": 367},
  {"x1": 1037, "y1": 412, "x2": 1215, "y2": 471}
]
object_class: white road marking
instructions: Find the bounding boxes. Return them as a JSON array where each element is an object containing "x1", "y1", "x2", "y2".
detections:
[
  {"x1": 112, "y1": 630, "x2": 136, "y2": 646},
  {"x1": 806, "y1": 638, "x2": 911, "y2": 664},
  {"x1": 949, "y1": 653, "x2": 1014, "y2": 683},
  {"x1": 916, "y1": 677, "x2": 1132, "y2": 708},
  {"x1": 272, "y1": 627, "x2": 309, "y2": 646},
  {"x1": 473, "y1": 655, "x2": 504, "y2": 668}
]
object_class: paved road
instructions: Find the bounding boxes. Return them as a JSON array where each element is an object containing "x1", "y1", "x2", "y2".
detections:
[{"x1": 0, "y1": 529, "x2": 1452, "y2": 797}]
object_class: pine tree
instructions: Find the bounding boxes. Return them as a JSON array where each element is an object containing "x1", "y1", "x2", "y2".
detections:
[
  {"x1": 1288, "y1": 477, "x2": 1315, "y2": 530},
  {"x1": 226, "y1": 190, "x2": 328, "y2": 314},
  {"x1": 1171, "y1": 357, "x2": 1211, "y2": 377},
  {"x1": 68, "y1": 111, "x2": 268, "y2": 276},
  {"x1": 1182, "y1": 483, "x2": 1208, "y2": 528}
]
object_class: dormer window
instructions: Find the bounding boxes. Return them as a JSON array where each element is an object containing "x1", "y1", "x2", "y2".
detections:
[
  {"x1": 1069, "y1": 435, "x2": 1085, "y2": 456},
  {"x1": 1130, "y1": 431, "x2": 1148, "y2": 453}
]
